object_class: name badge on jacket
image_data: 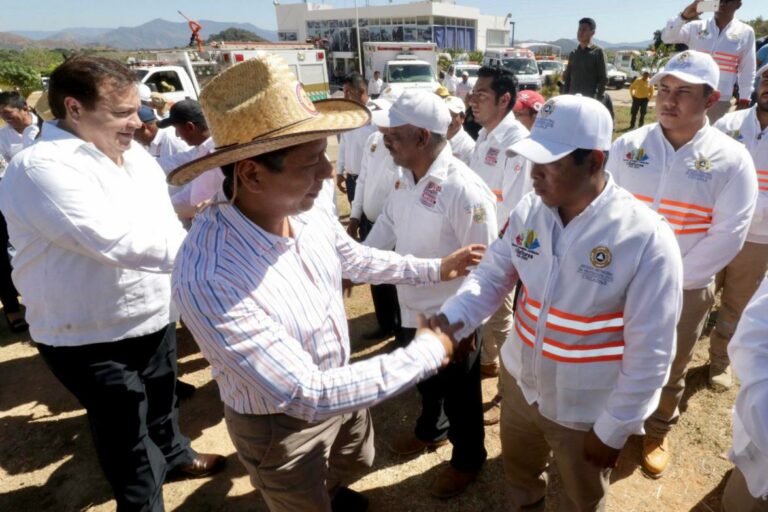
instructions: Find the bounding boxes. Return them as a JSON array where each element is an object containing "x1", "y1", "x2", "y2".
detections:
[{"x1": 485, "y1": 147, "x2": 499, "y2": 166}]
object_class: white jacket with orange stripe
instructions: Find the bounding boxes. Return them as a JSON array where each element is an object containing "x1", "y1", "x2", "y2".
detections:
[
  {"x1": 662, "y1": 15, "x2": 756, "y2": 100},
  {"x1": 441, "y1": 177, "x2": 683, "y2": 449},
  {"x1": 715, "y1": 107, "x2": 768, "y2": 244},
  {"x1": 609, "y1": 123, "x2": 757, "y2": 290}
]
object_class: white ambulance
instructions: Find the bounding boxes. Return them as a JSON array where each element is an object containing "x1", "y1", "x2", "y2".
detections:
[{"x1": 482, "y1": 47, "x2": 542, "y2": 91}]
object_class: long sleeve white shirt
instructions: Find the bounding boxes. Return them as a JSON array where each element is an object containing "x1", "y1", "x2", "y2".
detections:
[
  {"x1": 662, "y1": 15, "x2": 756, "y2": 99},
  {"x1": 441, "y1": 176, "x2": 683, "y2": 449},
  {"x1": 364, "y1": 145, "x2": 497, "y2": 327},
  {"x1": 0, "y1": 114, "x2": 38, "y2": 176},
  {"x1": 609, "y1": 122, "x2": 757, "y2": 290},
  {"x1": 350, "y1": 131, "x2": 403, "y2": 223},
  {"x1": 147, "y1": 126, "x2": 190, "y2": 159},
  {"x1": 337, "y1": 120, "x2": 377, "y2": 177},
  {"x1": 728, "y1": 277, "x2": 768, "y2": 499},
  {"x1": 0, "y1": 122, "x2": 187, "y2": 346},
  {"x1": 156, "y1": 137, "x2": 224, "y2": 213},
  {"x1": 448, "y1": 127, "x2": 475, "y2": 165},
  {"x1": 469, "y1": 111, "x2": 533, "y2": 227},
  {"x1": 172, "y1": 194, "x2": 446, "y2": 421},
  {"x1": 715, "y1": 107, "x2": 768, "y2": 243}
]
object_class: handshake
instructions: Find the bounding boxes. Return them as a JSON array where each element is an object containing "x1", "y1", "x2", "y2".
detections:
[{"x1": 415, "y1": 313, "x2": 476, "y2": 367}]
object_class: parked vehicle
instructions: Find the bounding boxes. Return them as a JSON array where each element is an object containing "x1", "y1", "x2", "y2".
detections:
[
  {"x1": 483, "y1": 48, "x2": 542, "y2": 91},
  {"x1": 362, "y1": 42, "x2": 439, "y2": 92},
  {"x1": 606, "y1": 63, "x2": 628, "y2": 89}
]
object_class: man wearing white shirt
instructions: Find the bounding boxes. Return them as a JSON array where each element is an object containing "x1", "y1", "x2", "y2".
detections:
[
  {"x1": 133, "y1": 106, "x2": 190, "y2": 159},
  {"x1": 434, "y1": 95, "x2": 683, "y2": 510},
  {"x1": 710, "y1": 63, "x2": 768, "y2": 390},
  {"x1": 0, "y1": 56, "x2": 224, "y2": 512},
  {"x1": 444, "y1": 66, "x2": 459, "y2": 95},
  {"x1": 468, "y1": 66, "x2": 533, "y2": 425},
  {"x1": 662, "y1": 0, "x2": 756, "y2": 122},
  {"x1": 365, "y1": 90, "x2": 496, "y2": 498},
  {"x1": 722, "y1": 277, "x2": 768, "y2": 511},
  {"x1": 456, "y1": 72, "x2": 472, "y2": 102},
  {"x1": 368, "y1": 70, "x2": 384, "y2": 99},
  {"x1": 336, "y1": 73, "x2": 377, "y2": 205},
  {"x1": 609, "y1": 50, "x2": 757, "y2": 478},
  {"x1": 445, "y1": 95, "x2": 475, "y2": 165}
]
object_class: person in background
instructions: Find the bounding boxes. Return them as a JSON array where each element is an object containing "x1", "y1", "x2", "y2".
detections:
[
  {"x1": 445, "y1": 95, "x2": 475, "y2": 164},
  {"x1": 512, "y1": 90, "x2": 545, "y2": 131},
  {"x1": 721, "y1": 276, "x2": 768, "y2": 512},
  {"x1": 0, "y1": 55, "x2": 225, "y2": 512},
  {"x1": 562, "y1": 17, "x2": 608, "y2": 102},
  {"x1": 609, "y1": 51, "x2": 757, "y2": 478},
  {"x1": 456, "y1": 72, "x2": 472, "y2": 102},
  {"x1": 662, "y1": 0, "x2": 756, "y2": 122},
  {"x1": 335, "y1": 73, "x2": 376, "y2": 205},
  {"x1": 629, "y1": 71, "x2": 654, "y2": 129},
  {"x1": 368, "y1": 70, "x2": 384, "y2": 99},
  {"x1": 133, "y1": 105, "x2": 190, "y2": 158},
  {"x1": 709, "y1": 62, "x2": 768, "y2": 390},
  {"x1": 445, "y1": 65, "x2": 459, "y2": 95}
]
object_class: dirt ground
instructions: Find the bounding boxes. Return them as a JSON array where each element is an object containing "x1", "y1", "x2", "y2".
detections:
[{"x1": 0, "y1": 144, "x2": 740, "y2": 512}]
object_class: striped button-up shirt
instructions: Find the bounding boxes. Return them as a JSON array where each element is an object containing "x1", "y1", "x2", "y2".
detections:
[{"x1": 173, "y1": 196, "x2": 446, "y2": 422}]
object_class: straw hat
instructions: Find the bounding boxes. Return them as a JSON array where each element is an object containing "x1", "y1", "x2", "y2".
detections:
[{"x1": 167, "y1": 54, "x2": 370, "y2": 186}]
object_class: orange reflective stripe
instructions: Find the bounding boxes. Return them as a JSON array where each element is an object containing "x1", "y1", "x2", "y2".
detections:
[
  {"x1": 713, "y1": 51, "x2": 739, "y2": 61},
  {"x1": 659, "y1": 198, "x2": 713, "y2": 214},
  {"x1": 756, "y1": 170, "x2": 768, "y2": 175},
  {"x1": 491, "y1": 188, "x2": 503, "y2": 202},
  {"x1": 760, "y1": 187, "x2": 768, "y2": 192},
  {"x1": 515, "y1": 316, "x2": 624, "y2": 363},
  {"x1": 658, "y1": 208, "x2": 712, "y2": 222},
  {"x1": 547, "y1": 306, "x2": 623, "y2": 324},
  {"x1": 633, "y1": 193, "x2": 653, "y2": 203},
  {"x1": 664, "y1": 216, "x2": 712, "y2": 227},
  {"x1": 674, "y1": 228, "x2": 709, "y2": 235}
]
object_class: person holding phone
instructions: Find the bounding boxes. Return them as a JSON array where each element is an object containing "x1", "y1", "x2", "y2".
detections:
[{"x1": 662, "y1": 0, "x2": 756, "y2": 122}]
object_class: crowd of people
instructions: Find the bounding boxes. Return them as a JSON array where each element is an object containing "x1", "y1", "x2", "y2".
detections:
[{"x1": 0, "y1": 1, "x2": 766, "y2": 511}]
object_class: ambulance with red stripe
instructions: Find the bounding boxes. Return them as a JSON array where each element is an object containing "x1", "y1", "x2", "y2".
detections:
[
  {"x1": 661, "y1": 15, "x2": 756, "y2": 102},
  {"x1": 608, "y1": 120, "x2": 757, "y2": 290},
  {"x1": 715, "y1": 102, "x2": 768, "y2": 245}
]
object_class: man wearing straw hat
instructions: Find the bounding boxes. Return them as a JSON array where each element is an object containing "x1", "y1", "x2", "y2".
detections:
[{"x1": 169, "y1": 54, "x2": 485, "y2": 512}]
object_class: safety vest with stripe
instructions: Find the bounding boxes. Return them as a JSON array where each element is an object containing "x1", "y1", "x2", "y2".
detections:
[
  {"x1": 715, "y1": 107, "x2": 768, "y2": 243},
  {"x1": 502, "y1": 179, "x2": 675, "y2": 425},
  {"x1": 662, "y1": 16, "x2": 756, "y2": 99},
  {"x1": 609, "y1": 122, "x2": 758, "y2": 289}
]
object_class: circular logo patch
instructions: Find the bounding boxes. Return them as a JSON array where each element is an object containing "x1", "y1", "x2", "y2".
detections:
[
  {"x1": 590, "y1": 246, "x2": 612, "y2": 269},
  {"x1": 540, "y1": 101, "x2": 555, "y2": 117},
  {"x1": 296, "y1": 83, "x2": 319, "y2": 116}
]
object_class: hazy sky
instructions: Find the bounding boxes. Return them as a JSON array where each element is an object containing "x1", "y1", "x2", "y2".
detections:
[{"x1": 2, "y1": 0, "x2": 765, "y2": 44}]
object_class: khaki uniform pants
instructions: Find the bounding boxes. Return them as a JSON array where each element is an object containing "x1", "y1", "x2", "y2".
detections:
[
  {"x1": 722, "y1": 466, "x2": 768, "y2": 512},
  {"x1": 646, "y1": 285, "x2": 715, "y2": 438},
  {"x1": 500, "y1": 368, "x2": 610, "y2": 511},
  {"x1": 710, "y1": 242, "x2": 768, "y2": 366},
  {"x1": 481, "y1": 293, "x2": 515, "y2": 396},
  {"x1": 225, "y1": 407, "x2": 374, "y2": 512}
]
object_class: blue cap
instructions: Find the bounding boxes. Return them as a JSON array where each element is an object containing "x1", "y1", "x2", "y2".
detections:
[{"x1": 138, "y1": 106, "x2": 157, "y2": 123}]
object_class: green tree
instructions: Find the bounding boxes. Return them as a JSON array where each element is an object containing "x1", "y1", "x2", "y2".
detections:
[
  {"x1": 746, "y1": 16, "x2": 767, "y2": 38},
  {"x1": 0, "y1": 61, "x2": 41, "y2": 95},
  {"x1": 18, "y1": 48, "x2": 64, "y2": 74},
  {"x1": 206, "y1": 27, "x2": 266, "y2": 43}
]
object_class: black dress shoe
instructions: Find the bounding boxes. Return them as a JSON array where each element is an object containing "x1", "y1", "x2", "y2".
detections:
[
  {"x1": 173, "y1": 453, "x2": 226, "y2": 478},
  {"x1": 331, "y1": 487, "x2": 368, "y2": 512},
  {"x1": 361, "y1": 327, "x2": 394, "y2": 340},
  {"x1": 176, "y1": 379, "x2": 196, "y2": 400}
]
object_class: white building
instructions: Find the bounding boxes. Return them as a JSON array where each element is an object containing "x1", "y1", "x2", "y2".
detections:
[{"x1": 275, "y1": 1, "x2": 510, "y2": 57}]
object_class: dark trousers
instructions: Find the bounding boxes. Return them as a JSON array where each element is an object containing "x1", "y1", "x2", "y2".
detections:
[
  {"x1": 0, "y1": 211, "x2": 20, "y2": 314},
  {"x1": 345, "y1": 174, "x2": 358, "y2": 206},
  {"x1": 403, "y1": 327, "x2": 487, "y2": 473},
  {"x1": 360, "y1": 216, "x2": 401, "y2": 334},
  {"x1": 630, "y1": 97, "x2": 649, "y2": 127},
  {"x1": 37, "y1": 324, "x2": 196, "y2": 512}
]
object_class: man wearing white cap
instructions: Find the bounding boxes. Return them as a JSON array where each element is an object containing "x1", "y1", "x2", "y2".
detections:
[
  {"x1": 456, "y1": 72, "x2": 472, "y2": 102},
  {"x1": 709, "y1": 63, "x2": 768, "y2": 391},
  {"x1": 365, "y1": 89, "x2": 497, "y2": 498},
  {"x1": 721, "y1": 277, "x2": 768, "y2": 511},
  {"x1": 609, "y1": 50, "x2": 758, "y2": 478},
  {"x1": 347, "y1": 93, "x2": 405, "y2": 340},
  {"x1": 662, "y1": 0, "x2": 756, "y2": 122},
  {"x1": 445, "y1": 95, "x2": 475, "y2": 165},
  {"x1": 468, "y1": 66, "x2": 533, "y2": 425},
  {"x1": 433, "y1": 95, "x2": 683, "y2": 510}
]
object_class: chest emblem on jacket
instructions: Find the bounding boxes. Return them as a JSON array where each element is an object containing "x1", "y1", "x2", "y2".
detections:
[
  {"x1": 420, "y1": 181, "x2": 442, "y2": 208},
  {"x1": 624, "y1": 147, "x2": 650, "y2": 168},
  {"x1": 590, "y1": 246, "x2": 612, "y2": 269},
  {"x1": 579, "y1": 246, "x2": 615, "y2": 285},
  {"x1": 513, "y1": 229, "x2": 541, "y2": 260},
  {"x1": 485, "y1": 147, "x2": 500, "y2": 166},
  {"x1": 686, "y1": 155, "x2": 714, "y2": 182}
]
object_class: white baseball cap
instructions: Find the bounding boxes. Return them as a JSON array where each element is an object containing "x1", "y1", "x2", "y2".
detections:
[
  {"x1": 650, "y1": 50, "x2": 720, "y2": 90},
  {"x1": 508, "y1": 95, "x2": 612, "y2": 164},
  {"x1": 372, "y1": 89, "x2": 451, "y2": 135},
  {"x1": 445, "y1": 96, "x2": 466, "y2": 115},
  {"x1": 138, "y1": 83, "x2": 152, "y2": 103}
]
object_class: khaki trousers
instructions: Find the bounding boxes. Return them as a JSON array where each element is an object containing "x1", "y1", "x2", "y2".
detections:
[
  {"x1": 482, "y1": 293, "x2": 515, "y2": 398},
  {"x1": 646, "y1": 285, "x2": 715, "y2": 438},
  {"x1": 722, "y1": 466, "x2": 768, "y2": 512},
  {"x1": 707, "y1": 100, "x2": 733, "y2": 124},
  {"x1": 225, "y1": 407, "x2": 375, "y2": 512},
  {"x1": 710, "y1": 242, "x2": 768, "y2": 366},
  {"x1": 500, "y1": 368, "x2": 610, "y2": 512}
]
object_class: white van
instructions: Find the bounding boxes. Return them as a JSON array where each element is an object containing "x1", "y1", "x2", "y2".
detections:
[{"x1": 483, "y1": 48, "x2": 542, "y2": 91}]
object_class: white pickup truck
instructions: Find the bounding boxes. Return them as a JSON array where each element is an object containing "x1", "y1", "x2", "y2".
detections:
[{"x1": 363, "y1": 41, "x2": 439, "y2": 93}]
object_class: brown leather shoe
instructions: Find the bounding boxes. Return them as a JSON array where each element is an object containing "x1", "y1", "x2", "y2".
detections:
[
  {"x1": 175, "y1": 453, "x2": 226, "y2": 478},
  {"x1": 480, "y1": 363, "x2": 499, "y2": 378},
  {"x1": 430, "y1": 465, "x2": 478, "y2": 499},
  {"x1": 483, "y1": 395, "x2": 502, "y2": 426},
  {"x1": 642, "y1": 436, "x2": 670, "y2": 479},
  {"x1": 388, "y1": 432, "x2": 449, "y2": 456}
]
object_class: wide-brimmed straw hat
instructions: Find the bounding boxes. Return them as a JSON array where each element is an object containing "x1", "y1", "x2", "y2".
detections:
[{"x1": 167, "y1": 54, "x2": 370, "y2": 186}]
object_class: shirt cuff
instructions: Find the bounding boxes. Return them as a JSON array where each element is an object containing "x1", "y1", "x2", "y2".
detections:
[
  {"x1": 426, "y1": 258, "x2": 442, "y2": 284},
  {"x1": 440, "y1": 301, "x2": 476, "y2": 343},
  {"x1": 409, "y1": 330, "x2": 446, "y2": 372},
  {"x1": 593, "y1": 411, "x2": 633, "y2": 450}
]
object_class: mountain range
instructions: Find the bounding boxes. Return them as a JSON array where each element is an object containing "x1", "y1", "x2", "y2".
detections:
[{"x1": 2, "y1": 19, "x2": 277, "y2": 50}]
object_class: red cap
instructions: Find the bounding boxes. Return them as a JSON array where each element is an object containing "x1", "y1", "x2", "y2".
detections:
[{"x1": 514, "y1": 91, "x2": 546, "y2": 112}]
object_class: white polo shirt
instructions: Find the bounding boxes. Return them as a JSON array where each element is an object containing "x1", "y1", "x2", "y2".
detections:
[{"x1": 350, "y1": 131, "x2": 403, "y2": 223}]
